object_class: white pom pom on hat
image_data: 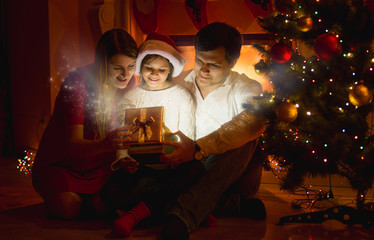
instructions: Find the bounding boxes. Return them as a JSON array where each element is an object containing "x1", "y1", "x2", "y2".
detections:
[{"x1": 135, "y1": 32, "x2": 186, "y2": 77}]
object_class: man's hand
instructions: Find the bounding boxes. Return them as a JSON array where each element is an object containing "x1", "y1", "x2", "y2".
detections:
[{"x1": 160, "y1": 131, "x2": 195, "y2": 165}]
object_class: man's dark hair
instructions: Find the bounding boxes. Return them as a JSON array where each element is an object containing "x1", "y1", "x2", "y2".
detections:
[{"x1": 194, "y1": 22, "x2": 242, "y2": 64}]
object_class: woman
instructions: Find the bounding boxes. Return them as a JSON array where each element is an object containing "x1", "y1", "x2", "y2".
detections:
[{"x1": 32, "y1": 29, "x2": 138, "y2": 219}]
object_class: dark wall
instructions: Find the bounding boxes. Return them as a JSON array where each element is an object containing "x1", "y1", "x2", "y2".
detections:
[
  {"x1": 6, "y1": 0, "x2": 51, "y2": 153},
  {"x1": 0, "y1": 0, "x2": 13, "y2": 156}
]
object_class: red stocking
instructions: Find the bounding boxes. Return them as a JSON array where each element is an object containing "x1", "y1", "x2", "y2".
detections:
[
  {"x1": 114, "y1": 201, "x2": 151, "y2": 236},
  {"x1": 133, "y1": 0, "x2": 161, "y2": 34},
  {"x1": 244, "y1": 0, "x2": 274, "y2": 29},
  {"x1": 185, "y1": 0, "x2": 208, "y2": 30}
]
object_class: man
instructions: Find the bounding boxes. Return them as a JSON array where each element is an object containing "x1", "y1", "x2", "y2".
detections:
[{"x1": 160, "y1": 22, "x2": 267, "y2": 239}]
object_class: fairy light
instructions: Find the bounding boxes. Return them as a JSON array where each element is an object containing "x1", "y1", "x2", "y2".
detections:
[{"x1": 17, "y1": 149, "x2": 36, "y2": 175}]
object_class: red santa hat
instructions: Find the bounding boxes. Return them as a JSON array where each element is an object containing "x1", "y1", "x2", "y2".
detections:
[{"x1": 135, "y1": 32, "x2": 186, "y2": 77}]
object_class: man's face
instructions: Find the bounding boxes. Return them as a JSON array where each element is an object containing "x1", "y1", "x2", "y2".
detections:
[{"x1": 194, "y1": 47, "x2": 235, "y2": 90}]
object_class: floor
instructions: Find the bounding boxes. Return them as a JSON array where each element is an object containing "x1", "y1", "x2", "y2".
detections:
[{"x1": 1, "y1": 155, "x2": 374, "y2": 240}]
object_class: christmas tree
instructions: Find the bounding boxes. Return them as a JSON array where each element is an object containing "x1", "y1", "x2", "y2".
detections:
[{"x1": 248, "y1": 0, "x2": 374, "y2": 209}]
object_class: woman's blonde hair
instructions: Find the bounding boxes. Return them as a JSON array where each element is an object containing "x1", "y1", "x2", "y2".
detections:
[{"x1": 94, "y1": 29, "x2": 138, "y2": 138}]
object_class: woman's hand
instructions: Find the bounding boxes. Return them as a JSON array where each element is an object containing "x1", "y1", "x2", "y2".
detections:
[{"x1": 104, "y1": 126, "x2": 133, "y2": 151}]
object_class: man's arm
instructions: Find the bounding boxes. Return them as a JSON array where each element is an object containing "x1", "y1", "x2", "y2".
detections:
[
  {"x1": 161, "y1": 110, "x2": 267, "y2": 165},
  {"x1": 196, "y1": 110, "x2": 267, "y2": 157}
]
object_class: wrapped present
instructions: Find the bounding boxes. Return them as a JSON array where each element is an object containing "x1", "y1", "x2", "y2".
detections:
[
  {"x1": 124, "y1": 106, "x2": 164, "y2": 154},
  {"x1": 123, "y1": 106, "x2": 178, "y2": 166}
]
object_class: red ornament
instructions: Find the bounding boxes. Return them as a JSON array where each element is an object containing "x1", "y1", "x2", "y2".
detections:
[
  {"x1": 244, "y1": 0, "x2": 274, "y2": 22},
  {"x1": 313, "y1": 33, "x2": 342, "y2": 60},
  {"x1": 271, "y1": 43, "x2": 292, "y2": 63},
  {"x1": 133, "y1": 0, "x2": 161, "y2": 34},
  {"x1": 185, "y1": 0, "x2": 208, "y2": 30}
]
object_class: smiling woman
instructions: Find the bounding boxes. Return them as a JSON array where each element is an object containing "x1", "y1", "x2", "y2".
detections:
[
  {"x1": 107, "y1": 54, "x2": 136, "y2": 89},
  {"x1": 31, "y1": 29, "x2": 138, "y2": 220}
]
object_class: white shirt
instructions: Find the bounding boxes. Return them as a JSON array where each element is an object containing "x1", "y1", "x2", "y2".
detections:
[
  {"x1": 122, "y1": 84, "x2": 195, "y2": 139},
  {"x1": 183, "y1": 70, "x2": 262, "y2": 139}
]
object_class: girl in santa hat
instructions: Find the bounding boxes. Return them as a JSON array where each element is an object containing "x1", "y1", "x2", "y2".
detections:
[{"x1": 101, "y1": 32, "x2": 204, "y2": 237}]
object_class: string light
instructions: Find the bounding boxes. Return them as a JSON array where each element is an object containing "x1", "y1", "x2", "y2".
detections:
[{"x1": 17, "y1": 149, "x2": 36, "y2": 175}]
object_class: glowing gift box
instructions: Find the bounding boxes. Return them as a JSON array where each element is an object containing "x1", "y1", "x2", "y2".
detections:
[{"x1": 124, "y1": 106, "x2": 165, "y2": 154}]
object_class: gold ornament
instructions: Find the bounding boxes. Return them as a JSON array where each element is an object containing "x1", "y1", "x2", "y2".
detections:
[
  {"x1": 297, "y1": 16, "x2": 313, "y2": 32},
  {"x1": 254, "y1": 59, "x2": 268, "y2": 75},
  {"x1": 276, "y1": 102, "x2": 298, "y2": 123},
  {"x1": 349, "y1": 84, "x2": 373, "y2": 107}
]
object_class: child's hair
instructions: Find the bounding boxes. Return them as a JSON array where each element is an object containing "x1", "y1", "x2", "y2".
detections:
[{"x1": 140, "y1": 54, "x2": 175, "y2": 82}]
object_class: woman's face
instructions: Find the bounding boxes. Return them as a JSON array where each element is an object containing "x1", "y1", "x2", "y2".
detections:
[
  {"x1": 108, "y1": 54, "x2": 136, "y2": 89},
  {"x1": 141, "y1": 56, "x2": 171, "y2": 90}
]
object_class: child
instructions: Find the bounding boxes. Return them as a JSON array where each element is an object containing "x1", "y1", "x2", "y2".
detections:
[
  {"x1": 101, "y1": 32, "x2": 203, "y2": 236},
  {"x1": 112, "y1": 31, "x2": 195, "y2": 171}
]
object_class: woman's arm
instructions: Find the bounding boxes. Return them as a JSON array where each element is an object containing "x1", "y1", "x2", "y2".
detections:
[{"x1": 66, "y1": 124, "x2": 131, "y2": 159}]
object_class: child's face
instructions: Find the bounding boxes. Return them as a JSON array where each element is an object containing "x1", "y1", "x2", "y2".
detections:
[
  {"x1": 108, "y1": 54, "x2": 136, "y2": 89},
  {"x1": 141, "y1": 56, "x2": 171, "y2": 90}
]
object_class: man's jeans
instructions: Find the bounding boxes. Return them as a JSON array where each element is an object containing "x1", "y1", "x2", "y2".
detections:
[{"x1": 168, "y1": 140, "x2": 262, "y2": 231}]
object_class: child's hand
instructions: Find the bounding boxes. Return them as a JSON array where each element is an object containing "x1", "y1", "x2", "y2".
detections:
[{"x1": 119, "y1": 157, "x2": 139, "y2": 173}]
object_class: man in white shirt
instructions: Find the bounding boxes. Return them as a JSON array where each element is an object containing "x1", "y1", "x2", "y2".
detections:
[{"x1": 161, "y1": 22, "x2": 267, "y2": 240}]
